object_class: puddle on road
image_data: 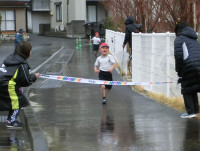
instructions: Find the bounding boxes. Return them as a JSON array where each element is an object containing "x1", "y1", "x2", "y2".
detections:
[
  {"x1": 0, "y1": 130, "x2": 31, "y2": 151},
  {"x1": 0, "y1": 113, "x2": 31, "y2": 151}
]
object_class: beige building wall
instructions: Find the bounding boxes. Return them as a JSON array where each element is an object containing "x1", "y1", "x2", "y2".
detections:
[
  {"x1": 32, "y1": 12, "x2": 50, "y2": 33},
  {"x1": 50, "y1": 0, "x2": 86, "y2": 30},
  {"x1": 15, "y1": 8, "x2": 26, "y2": 32},
  {"x1": 50, "y1": 0, "x2": 107, "y2": 31},
  {"x1": 68, "y1": 0, "x2": 86, "y2": 23},
  {"x1": 50, "y1": 0, "x2": 68, "y2": 30}
]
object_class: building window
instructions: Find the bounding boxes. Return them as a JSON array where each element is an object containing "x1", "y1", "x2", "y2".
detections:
[
  {"x1": 87, "y1": 5, "x2": 97, "y2": 22},
  {"x1": 56, "y1": 4, "x2": 62, "y2": 22},
  {"x1": 0, "y1": 10, "x2": 15, "y2": 31},
  {"x1": 32, "y1": 0, "x2": 50, "y2": 11}
]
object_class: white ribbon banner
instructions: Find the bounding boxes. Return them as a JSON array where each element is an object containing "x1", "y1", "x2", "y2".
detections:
[{"x1": 39, "y1": 74, "x2": 175, "y2": 86}]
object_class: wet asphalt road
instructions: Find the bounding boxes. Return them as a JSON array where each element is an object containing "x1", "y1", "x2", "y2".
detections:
[{"x1": 29, "y1": 39, "x2": 200, "y2": 151}]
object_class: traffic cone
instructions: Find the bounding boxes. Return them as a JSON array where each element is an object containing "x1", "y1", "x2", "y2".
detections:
[
  {"x1": 76, "y1": 38, "x2": 79, "y2": 49},
  {"x1": 89, "y1": 35, "x2": 92, "y2": 45},
  {"x1": 79, "y1": 37, "x2": 82, "y2": 47}
]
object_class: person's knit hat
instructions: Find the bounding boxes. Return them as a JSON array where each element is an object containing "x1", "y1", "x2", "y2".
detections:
[
  {"x1": 16, "y1": 41, "x2": 32, "y2": 59},
  {"x1": 174, "y1": 22, "x2": 189, "y2": 36},
  {"x1": 100, "y1": 43, "x2": 109, "y2": 48},
  {"x1": 19, "y1": 28, "x2": 24, "y2": 34}
]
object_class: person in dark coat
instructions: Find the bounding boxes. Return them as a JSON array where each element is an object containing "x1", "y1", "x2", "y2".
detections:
[
  {"x1": 174, "y1": 22, "x2": 200, "y2": 118},
  {"x1": 123, "y1": 16, "x2": 136, "y2": 55},
  {"x1": 0, "y1": 41, "x2": 40, "y2": 128}
]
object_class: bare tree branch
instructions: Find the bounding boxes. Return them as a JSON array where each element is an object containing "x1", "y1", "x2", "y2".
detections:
[{"x1": 100, "y1": 0, "x2": 200, "y2": 32}]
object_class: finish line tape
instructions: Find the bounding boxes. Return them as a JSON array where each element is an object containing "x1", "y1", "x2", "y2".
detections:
[{"x1": 39, "y1": 74, "x2": 175, "y2": 86}]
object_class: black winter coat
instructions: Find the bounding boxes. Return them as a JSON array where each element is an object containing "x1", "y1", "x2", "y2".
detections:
[
  {"x1": 123, "y1": 16, "x2": 136, "y2": 49},
  {"x1": 174, "y1": 27, "x2": 200, "y2": 94},
  {"x1": 0, "y1": 54, "x2": 36, "y2": 111}
]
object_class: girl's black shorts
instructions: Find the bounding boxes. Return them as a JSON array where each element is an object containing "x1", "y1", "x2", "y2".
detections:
[
  {"x1": 98, "y1": 70, "x2": 113, "y2": 89},
  {"x1": 93, "y1": 44, "x2": 99, "y2": 51}
]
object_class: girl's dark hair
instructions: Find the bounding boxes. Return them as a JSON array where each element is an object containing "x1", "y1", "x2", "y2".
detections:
[
  {"x1": 174, "y1": 22, "x2": 189, "y2": 36},
  {"x1": 16, "y1": 41, "x2": 32, "y2": 59}
]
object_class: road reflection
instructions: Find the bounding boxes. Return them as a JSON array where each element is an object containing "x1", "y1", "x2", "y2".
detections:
[
  {"x1": 183, "y1": 119, "x2": 200, "y2": 151},
  {"x1": 98, "y1": 104, "x2": 138, "y2": 151},
  {"x1": 98, "y1": 106, "x2": 116, "y2": 147}
]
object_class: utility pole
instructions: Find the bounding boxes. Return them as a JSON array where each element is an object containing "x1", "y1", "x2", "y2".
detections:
[
  {"x1": 141, "y1": 15, "x2": 146, "y2": 33},
  {"x1": 0, "y1": 14, "x2": 1, "y2": 35},
  {"x1": 67, "y1": 0, "x2": 69, "y2": 23},
  {"x1": 190, "y1": 1, "x2": 196, "y2": 31}
]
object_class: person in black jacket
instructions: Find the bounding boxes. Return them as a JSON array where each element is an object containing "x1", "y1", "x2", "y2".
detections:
[
  {"x1": 123, "y1": 16, "x2": 136, "y2": 56},
  {"x1": 0, "y1": 41, "x2": 40, "y2": 128},
  {"x1": 174, "y1": 22, "x2": 200, "y2": 118}
]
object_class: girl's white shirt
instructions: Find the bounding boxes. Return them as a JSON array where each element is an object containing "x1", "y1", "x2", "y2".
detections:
[{"x1": 92, "y1": 37, "x2": 101, "y2": 45}]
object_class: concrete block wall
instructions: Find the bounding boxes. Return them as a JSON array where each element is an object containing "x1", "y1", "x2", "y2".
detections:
[{"x1": 66, "y1": 20, "x2": 85, "y2": 38}]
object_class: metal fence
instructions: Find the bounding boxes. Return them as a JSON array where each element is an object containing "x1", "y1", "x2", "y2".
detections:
[
  {"x1": 106, "y1": 29, "x2": 181, "y2": 97},
  {"x1": 105, "y1": 30, "x2": 130, "y2": 75}
]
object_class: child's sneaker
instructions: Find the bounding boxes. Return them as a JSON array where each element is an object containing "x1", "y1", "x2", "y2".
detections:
[
  {"x1": 102, "y1": 98, "x2": 107, "y2": 104},
  {"x1": 181, "y1": 112, "x2": 197, "y2": 118},
  {"x1": 6, "y1": 121, "x2": 23, "y2": 129}
]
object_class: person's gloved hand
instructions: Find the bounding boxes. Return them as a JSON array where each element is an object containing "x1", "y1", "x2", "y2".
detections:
[{"x1": 177, "y1": 77, "x2": 182, "y2": 84}]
